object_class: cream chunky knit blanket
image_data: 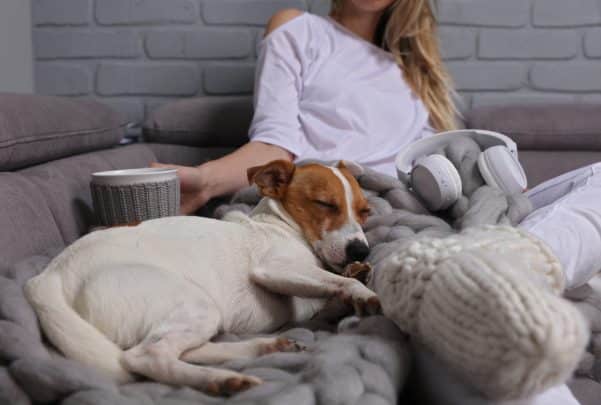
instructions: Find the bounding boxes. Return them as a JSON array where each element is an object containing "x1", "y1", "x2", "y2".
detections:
[{"x1": 372, "y1": 225, "x2": 587, "y2": 400}]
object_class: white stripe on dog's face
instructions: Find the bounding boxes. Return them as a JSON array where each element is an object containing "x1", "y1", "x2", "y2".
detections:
[
  {"x1": 328, "y1": 167, "x2": 367, "y2": 243},
  {"x1": 312, "y1": 168, "x2": 369, "y2": 271},
  {"x1": 278, "y1": 162, "x2": 371, "y2": 271}
]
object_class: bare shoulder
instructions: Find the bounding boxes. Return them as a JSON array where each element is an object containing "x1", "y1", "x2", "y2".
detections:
[{"x1": 265, "y1": 8, "x2": 305, "y2": 36}]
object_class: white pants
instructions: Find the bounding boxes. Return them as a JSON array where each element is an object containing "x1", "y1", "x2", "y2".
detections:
[
  {"x1": 516, "y1": 162, "x2": 601, "y2": 405},
  {"x1": 520, "y1": 162, "x2": 601, "y2": 289},
  {"x1": 418, "y1": 163, "x2": 601, "y2": 405}
]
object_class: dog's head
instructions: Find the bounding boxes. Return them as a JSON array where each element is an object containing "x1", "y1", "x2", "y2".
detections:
[{"x1": 248, "y1": 160, "x2": 370, "y2": 272}]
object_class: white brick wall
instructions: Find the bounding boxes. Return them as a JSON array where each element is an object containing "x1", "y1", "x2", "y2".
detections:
[{"x1": 32, "y1": 0, "x2": 601, "y2": 123}]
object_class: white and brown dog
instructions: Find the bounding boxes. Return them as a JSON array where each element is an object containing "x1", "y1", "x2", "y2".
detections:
[{"x1": 25, "y1": 160, "x2": 380, "y2": 395}]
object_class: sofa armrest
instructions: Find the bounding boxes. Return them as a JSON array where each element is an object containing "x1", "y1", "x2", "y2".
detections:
[{"x1": 142, "y1": 97, "x2": 253, "y2": 148}]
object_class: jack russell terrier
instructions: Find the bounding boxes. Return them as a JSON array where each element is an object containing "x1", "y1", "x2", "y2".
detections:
[{"x1": 25, "y1": 160, "x2": 380, "y2": 396}]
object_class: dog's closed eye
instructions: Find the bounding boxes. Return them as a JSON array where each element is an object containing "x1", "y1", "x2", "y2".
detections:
[{"x1": 313, "y1": 200, "x2": 339, "y2": 211}]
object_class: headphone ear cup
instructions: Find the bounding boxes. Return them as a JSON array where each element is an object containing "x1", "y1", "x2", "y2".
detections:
[
  {"x1": 411, "y1": 154, "x2": 462, "y2": 211},
  {"x1": 477, "y1": 146, "x2": 528, "y2": 195}
]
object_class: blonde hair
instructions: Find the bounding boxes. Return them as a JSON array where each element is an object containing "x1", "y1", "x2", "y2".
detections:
[{"x1": 331, "y1": 0, "x2": 459, "y2": 132}]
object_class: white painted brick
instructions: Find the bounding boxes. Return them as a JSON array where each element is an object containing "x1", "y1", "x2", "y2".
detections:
[
  {"x1": 437, "y1": 0, "x2": 528, "y2": 27},
  {"x1": 309, "y1": 0, "x2": 330, "y2": 17},
  {"x1": 35, "y1": 63, "x2": 91, "y2": 95},
  {"x1": 96, "y1": 0, "x2": 197, "y2": 25},
  {"x1": 439, "y1": 27, "x2": 475, "y2": 60},
  {"x1": 98, "y1": 98, "x2": 146, "y2": 123},
  {"x1": 32, "y1": 0, "x2": 91, "y2": 26},
  {"x1": 533, "y1": 0, "x2": 601, "y2": 27},
  {"x1": 97, "y1": 63, "x2": 200, "y2": 96},
  {"x1": 34, "y1": 30, "x2": 141, "y2": 59},
  {"x1": 585, "y1": 28, "x2": 601, "y2": 58},
  {"x1": 530, "y1": 63, "x2": 601, "y2": 91},
  {"x1": 204, "y1": 65, "x2": 255, "y2": 94},
  {"x1": 256, "y1": 29, "x2": 266, "y2": 57},
  {"x1": 479, "y1": 30, "x2": 579, "y2": 59},
  {"x1": 145, "y1": 29, "x2": 252, "y2": 59},
  {"x1": 455, "y1": 92, "x2": 472, "y2": 116},
  {"x1": 472, "y1": 93, "x2": 578, "y2": 108},
  {"x1": 145, "y1": 99, "x2": 172, "y2": 117},
  {"x1": 203, "y1": 0, "x2": 307, "y2": 25},
  {"x1": 447, "y1": 62, "x2": 525, "y2": 91}
]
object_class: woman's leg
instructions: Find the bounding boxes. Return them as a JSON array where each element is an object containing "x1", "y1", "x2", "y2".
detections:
[
  {"x1": 528, "y1": 384, "x2": 581, "y2": 405},
  {"x1": 518, "y1": 162, "x2": 601, "y2": 289}
]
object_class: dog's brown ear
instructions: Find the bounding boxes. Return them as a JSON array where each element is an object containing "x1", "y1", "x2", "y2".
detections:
[
  {"x1": 337, "y1": 160, "x2": 364, "y2": 177},
  {"x1": 247, "y1": 160, "x2": 295, "y2": 199}
]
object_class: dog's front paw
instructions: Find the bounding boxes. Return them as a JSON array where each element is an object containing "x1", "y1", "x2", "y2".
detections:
[
  {"x1": 206, "y1": 375, "x2": 262, "y2": 397},
  {"x1": 259, "y1": 337, "x2": 306, "y2": 355},
  {"x1": 343, "y1": 261, "x2": 373, "y2": 284},
  {"x1": 337, "y1": 281, "x2": 381, "y2": 316}
]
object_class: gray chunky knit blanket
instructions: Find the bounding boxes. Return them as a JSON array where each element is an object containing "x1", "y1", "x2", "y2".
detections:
[{"x1": 1, "y1": 136, "x2": 600, "y2": 404}]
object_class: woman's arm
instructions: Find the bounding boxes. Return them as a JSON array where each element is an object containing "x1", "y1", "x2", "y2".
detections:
[
  {"x1": 152, "y1": 8, "x2": 305, "y2": 215},
  {"x1": 152, "y1": 141, "x2": 292, "y2": 215}
]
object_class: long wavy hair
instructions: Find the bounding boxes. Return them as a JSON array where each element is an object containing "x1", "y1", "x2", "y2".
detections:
[{"x1": 331, "y1": 0, "x2": 459, "y2": 132}]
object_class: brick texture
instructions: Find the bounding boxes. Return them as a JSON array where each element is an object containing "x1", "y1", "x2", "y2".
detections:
[
  {"x1": 35, "y1": 63, "x2": 92, "y2": 96},
  {"x1": 32, "y1": 0, "x2": 91, "y2": 26},
  {"x1": 585, "y1": 28, "x2": 601, "y2": 58},
  {"x1": 533, "y1": 0, "x2": 601, "y2": 27},
  {"x1": 96, "y1": 0, "x2": 197, "y2": 25},
  {"x1": 437, "y1": 0, "x2": 528, "y2": 27},
  {"x1": 479, "y1": 30, "x2": 579, "y2": 59},
  {"x1": 203, "y1": 0, "x2": 307, "y2": 25},
  {"x1": 34, "y1": 30, "x2": 141, "y2": 59},
  {"x1": 145, "y1": 29, "x2": 252, "y2": 59},
  {"x1": 530, "y1": 63, "x2": 601, "y2": 91},
  {"x1": 438, "y1": 27, "x2": 475, "y2": 60},
  {"x1": 447, "y1": 62, "x2": 525, "y2": 91},
  {"x1": 204, "y1": 65, "x2": 256, "y2": 94},
  {"x1": 97, "y1": 63, "x2": 200, "y2": 96},
  {"x1": 30, "y1": 0, "x2": 601, "y2": 119}
]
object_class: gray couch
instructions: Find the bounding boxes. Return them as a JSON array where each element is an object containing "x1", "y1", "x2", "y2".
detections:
[{"x1": 1, "y1": 93, "x2": 601, "y2": 404}]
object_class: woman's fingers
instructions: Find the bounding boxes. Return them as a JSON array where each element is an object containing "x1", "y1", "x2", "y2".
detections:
[
  {"x1": 150, "y1": 162, "x2": 182, "y2": 169},
  {"x1": 151, "y1": 162, "x2": 210, "y2": 214},
  {"x1": 151, "y1": 163, "x2": 200, "y2": 191}
]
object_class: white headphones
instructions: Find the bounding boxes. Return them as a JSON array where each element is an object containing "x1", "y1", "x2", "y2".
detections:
[{"x1": 395, "y1": 129, "x2": 528, "y2": 211}]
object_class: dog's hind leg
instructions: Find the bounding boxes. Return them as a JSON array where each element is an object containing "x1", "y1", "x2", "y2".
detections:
[
  {"x1": 121, "y1": 302, "x2": 262, "y2": 395},
  {"x1": 181, "y1": 336, "x2": 305, "y2": 365}
]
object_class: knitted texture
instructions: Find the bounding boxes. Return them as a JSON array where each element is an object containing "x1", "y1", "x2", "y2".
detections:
[
  {"x1": 90, "y1": 179, "x2": 180, "y2": 226},
  {"x1": 209, "y1": 144, "x2": 588, "y2": 401},
  {"x1": 372, "y1": 225, "x2": 588, "y2": 400}
]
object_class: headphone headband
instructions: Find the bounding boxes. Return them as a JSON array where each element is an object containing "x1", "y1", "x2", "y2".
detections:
[{"x1": 395, "y1": 129, "x2": 518, "y2": 184}]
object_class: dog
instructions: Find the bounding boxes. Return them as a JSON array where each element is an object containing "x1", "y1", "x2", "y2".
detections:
[{"x1": 25, "y1": 159, "x2": 380, "y2": 395}]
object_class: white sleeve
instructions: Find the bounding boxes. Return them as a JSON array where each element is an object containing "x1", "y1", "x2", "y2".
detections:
[
  {"x1": 248, "y1": 14, "x2": 312, "y2": 158},
  {"x1": 418, "y1": 123, "x2": 436, "y2": 140}
]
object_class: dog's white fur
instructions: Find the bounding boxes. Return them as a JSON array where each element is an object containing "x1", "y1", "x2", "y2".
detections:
[{"x1": 25, "y1": 163, "x2": 377, "y2": 394}]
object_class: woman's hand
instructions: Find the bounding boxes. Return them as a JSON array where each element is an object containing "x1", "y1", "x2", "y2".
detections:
[
  {"x1": 150, "y1": 162, "x2": 212, "y2": 215},
  {"x1": 150, "y1": 142, "x2": 293, "y2": 215}
]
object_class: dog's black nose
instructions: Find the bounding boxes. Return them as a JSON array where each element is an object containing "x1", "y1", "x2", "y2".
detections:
[{"x1": 345, "y1": 239, "x2": 370, "y2": 263}]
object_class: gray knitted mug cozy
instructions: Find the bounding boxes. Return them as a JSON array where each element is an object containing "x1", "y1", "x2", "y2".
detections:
[{"x1": 91, "y1": 178, "x2": 180, "y2": 226}]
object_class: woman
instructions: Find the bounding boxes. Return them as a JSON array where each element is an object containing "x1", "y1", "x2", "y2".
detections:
[
  {"x1": 153, "y1": 0, "x2": 455, "y2": 214},
  {"x1": 153, "y1": 1, "x2": 601, "y2": 403}
]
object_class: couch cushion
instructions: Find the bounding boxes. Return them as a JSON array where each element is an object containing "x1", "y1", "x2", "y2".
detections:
[
  {"x1": 0, "y1": 143, "x2": 231, "y2": 269},
  {"x1": 143, "y1": 97, "x2": 253, "y2": 148},
  {"x1": 465, "y1": 104, "x2": 601, "y2": 150},
  {"x1": 19, "y1": 144, "x2": 159, "y2": 244},
  {"x1": 519, "y1": 150, "x2": 601, "y2": 188},
  {"x1": 0, "y1": 94, "x2": 127, "y2": 171},
  {"x1": 0, "y1": 172, "x2": 65, "y2": 270}
]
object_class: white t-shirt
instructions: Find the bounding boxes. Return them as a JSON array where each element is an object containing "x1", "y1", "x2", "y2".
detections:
[{"x1": 248, "y1": 11, "x2": 433, "y2": 177}]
